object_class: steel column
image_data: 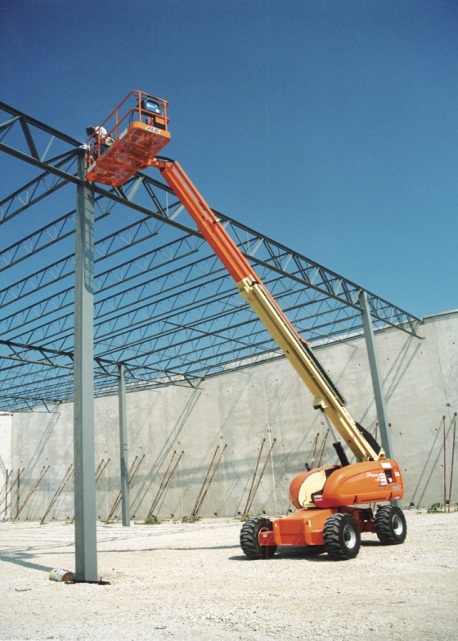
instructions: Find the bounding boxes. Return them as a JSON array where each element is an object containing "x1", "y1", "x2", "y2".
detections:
[
  {"x1": 73, "y1": 152, "x2": 98, "y2": 582},
  {"x1": 359, "y1": 290, "x2": 393, "y2": 458},
  {"x1": 118, "y1": 363, "x2": 130, "y2": 526}
]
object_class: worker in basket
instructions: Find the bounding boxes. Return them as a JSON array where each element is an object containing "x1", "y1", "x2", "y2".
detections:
[{"x1": 86, "y1": 125, "x2": 115, "y2": 163}]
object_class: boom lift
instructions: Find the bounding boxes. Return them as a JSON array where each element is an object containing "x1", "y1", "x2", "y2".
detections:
[{"x1": 86, "y1": 91, "x2": 407, "y2": 561}]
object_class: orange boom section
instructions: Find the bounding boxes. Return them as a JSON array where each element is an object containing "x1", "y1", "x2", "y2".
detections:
[
  {"x1": 151, "y1": 157, "x2": 308, "y2": 345},
  {"x1": 85, "y1": 90, "x2": 170, "y2": 187}
]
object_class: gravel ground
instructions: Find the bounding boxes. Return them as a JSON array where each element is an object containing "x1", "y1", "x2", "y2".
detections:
[{"x1": 1, "y1": 511, "x2": 457, "y2": 641}]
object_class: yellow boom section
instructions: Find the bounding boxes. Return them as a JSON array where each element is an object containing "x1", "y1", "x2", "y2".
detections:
[
  {"x1": 236, "y1": 276, "x2": 381, "y2": 462},
  {"x1": 155, "y1": 158, "x2": 381, "y2": 463}
]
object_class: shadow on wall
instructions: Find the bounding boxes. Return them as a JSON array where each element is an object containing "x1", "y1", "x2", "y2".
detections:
[
  {"x1": 28, "y1": 410, "x2": 64, "y2": 474},
  {"x1": 7, "y1": 409, "x2": 68, "y2": 521},
  {"x1": 130, "y1": 386, "x2": 203, "y2": 516},
  {"x1": 383, "y1": 334, "x2": 423, "y2": 405},
  {"x1": 409, "y1": 413, "x2": 456, "y2": 508}
]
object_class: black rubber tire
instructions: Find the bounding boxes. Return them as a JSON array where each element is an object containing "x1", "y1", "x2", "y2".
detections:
[
  {"x1": 375, "y1": 505, "x2": 407, "y2": 545},
  {"x1": 323, "y1": 513, "x2": 361, "y2": 560},
  {"x1": 240, "y1": 517, "x2": 277, "y2": 560}
]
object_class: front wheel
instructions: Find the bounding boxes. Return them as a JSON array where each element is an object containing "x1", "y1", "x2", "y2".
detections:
[
  {"x1": 240, "y1": 517, "x2": 277, "y2": 560},
  {"x1": 323, "y1": 513, "x2": 361, "y2": 560},
  {"x1": 375, "y1": 505, "x2": 407, "y2": 544}
]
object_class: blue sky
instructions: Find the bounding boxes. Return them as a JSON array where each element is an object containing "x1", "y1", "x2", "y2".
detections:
[{"x1": 1, "y1": 0, "x2": 457, "y2": 319}]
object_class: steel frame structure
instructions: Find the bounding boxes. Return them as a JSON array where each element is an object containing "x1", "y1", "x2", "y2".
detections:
[{"x1": 0, "y1": 101, "x2": 421, "y2": 413}]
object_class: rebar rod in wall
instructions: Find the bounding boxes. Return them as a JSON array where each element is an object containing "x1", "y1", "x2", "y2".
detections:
[
  {"x1": 317, "y1": 429, "x2": 330, "y2": 467},
  {"x1": 13, "y1": 465, "x2": 50, "y2": 522},
  {"x1": 144, "y1": 451, "x2": 176, "y2": 522},
  {"x1": 95, "y1": 458, "x2": 110, "y2": 481},
  {"x1": 40, "y1": 464, "x2": 74, "y2": 524},
  {"x1": 310, "y1": 432, "x2": 320, "y2": 468},
  {"x1": 443, "y1": 415, "x2": 447, "y2": 512},
  {"x1": 191, "y1": 446, "x2": 220, "y2": 520},
  {"x1": 242, "y1": 438, "x2": 265, "y2": 518},
  {"x1": 16, "y1": 468, "x2": 20, "y2": 519},
  {"x1": 71, "y1": 458, "x2": 110, "y2": 523},
  {"x1": 106, "y1": 454, "x2": 145, "y2": 523},
  {"x1": 152, "y1": 450, "x2": 184, "y2": 517},
  {"x1": 191, "y1": 444, "x2": 227, "y2": 521},
  {"x1": 0, "y1": 469, "x2": 10, "y2": 506},
  {"x1": 145, "y1": 450, "x2": 184, "y2": 522},
  {"x1": 3, "y1": 470, "x2": 11, "y2": 519},
  {"x1": 244, "y1": 439, "x2": 276, "y2": 517},
  {"x1": 1, "y1": 468, "x2": 23, "y2": 516},
  {"x1": 0, "y1": 469, "x2": 13, "y2": 519},
  {"x1": 193, "y1": 444, "x2": 227, "y2": 520},
  {"x1": 448, "y1": 412, "x2": 457, "y2": 513}
]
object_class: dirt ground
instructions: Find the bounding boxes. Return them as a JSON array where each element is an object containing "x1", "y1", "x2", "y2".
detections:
[{"x1": 1, "y1": 511, "x2": 457, "y2": 641}]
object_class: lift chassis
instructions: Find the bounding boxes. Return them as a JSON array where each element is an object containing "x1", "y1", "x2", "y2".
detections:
[{"x1": 86, "y1": 91, "x2": 407, "y2": 561}]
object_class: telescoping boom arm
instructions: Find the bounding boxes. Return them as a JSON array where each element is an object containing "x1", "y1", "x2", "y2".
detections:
[
  {"x1": 85, "y1": 92, "x2": 406, "y2": 561},
  {"x1": 151, "y1": 158, "x2": 380, "y2": 463}
]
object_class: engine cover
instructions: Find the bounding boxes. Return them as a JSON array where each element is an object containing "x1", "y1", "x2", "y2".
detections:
[{"x1": 290, "y1": 459, "x2": 405, "y2": 509}]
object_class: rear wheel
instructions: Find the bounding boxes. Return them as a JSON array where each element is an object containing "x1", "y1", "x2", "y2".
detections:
[
  {"x1": 375, "y1": 506, "x2": 407, "y2": 544},
  {"x1": 240, "y1": 517, "x2": 277, "y2": 560},
  {"x1": 323, "y1": 513, "x2": 361, "y2": 560}
]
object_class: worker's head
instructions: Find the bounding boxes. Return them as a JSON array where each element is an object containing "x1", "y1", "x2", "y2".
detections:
[{"x1": 86, "y1": 126, "x2": 96, "y2": 136}]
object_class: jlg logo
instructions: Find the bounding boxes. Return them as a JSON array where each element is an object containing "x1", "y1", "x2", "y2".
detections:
[{"x1": 366, "y1": 471, "x2": 388, "y2": 486}]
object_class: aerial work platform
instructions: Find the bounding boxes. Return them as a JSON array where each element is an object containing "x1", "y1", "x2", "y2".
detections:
[{"x1": 85, "y1": 90, "x2": 170, "y2": 187}]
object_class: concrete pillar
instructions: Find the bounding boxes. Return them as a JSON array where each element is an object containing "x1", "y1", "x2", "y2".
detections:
[
  {"x1": 118, "y1": 363, "x2": 130, "y2": 526},
  {"x1": 73, "y1": 152, "x2": 98, "y2": 582},
  {"x1": 359, "y1": 289, "x2": 393, "y2": 459}
]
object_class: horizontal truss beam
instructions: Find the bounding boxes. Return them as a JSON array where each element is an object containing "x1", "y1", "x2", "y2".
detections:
[{"x1": 0, "y1": 101, "x2": 422, "y2": 411}]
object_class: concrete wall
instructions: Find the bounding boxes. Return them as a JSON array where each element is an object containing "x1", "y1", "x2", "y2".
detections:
[
  {"x1": 0, "y1": 412, "x2": 12, "y2": 520},
  {"x1": 2, "y1": 310, "x2": 457, "y2": 522}
]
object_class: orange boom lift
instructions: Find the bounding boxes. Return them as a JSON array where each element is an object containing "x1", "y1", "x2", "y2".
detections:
[
  {"x1": 85, "y1": 90, "x2": 170, "y2": 187},
  {"x1": 86, "y1": 91, "x2": 407, "y2": 560}
]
